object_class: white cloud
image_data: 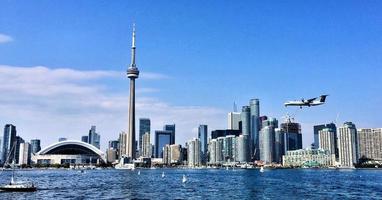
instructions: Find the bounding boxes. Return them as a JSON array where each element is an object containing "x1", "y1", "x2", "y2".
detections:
[
  {"x1": 140, "y1": 72, "x2": 170, "y2": 80},
  {"x1": 0, "y1": 34, "x2": 13, "y2": 43},
  {"x1": 0, "y1": 65, "x2": 225, "y2": 150}
]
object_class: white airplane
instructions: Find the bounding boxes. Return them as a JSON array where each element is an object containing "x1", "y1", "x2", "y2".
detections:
[{"x1": 284, "y1": 95, "x2": 328, "y2": 108}]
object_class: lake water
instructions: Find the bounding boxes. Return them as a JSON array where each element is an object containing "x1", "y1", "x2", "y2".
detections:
[{"x1": 0, "y1": 168, "x2": 381, "y2": 199}]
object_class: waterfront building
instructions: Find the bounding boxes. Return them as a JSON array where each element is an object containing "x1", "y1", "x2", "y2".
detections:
[
  {"x1": 250, "y1": 99, "x2": 260, "y2": 160},
  {"x1": 109, "y1": 140, "x2": 119, "y2": 150},
  {"x1": 223, "y1": 135, "x2": 237, "y2": 163},
  {"x1": 119, "y1": 131, "x2": 128, "y2": 157},
  {"x1": 106, "y1": 148, "x2": 118, "y2": 163},
  {"x1": 280, "y1": 117, "x2": 302, "y2": 151},
  {"x1": 164, "y1": 124, "x2": 176, "y2": 144},
  {"x1": 198, "y1": 125, "x2": 208, "y2": 164},
  {"x1": 0, "y1": 136, "x2": 2, "y2": 163},
  {"x1": 241, "y1": 106, "x2": 251, "y2": 137},
  {"x1": 142, "y1": 132, "x2": 152, "y2": 158},
  {"x1": 259, "y1": 125, "x2": 275, "y2": 164},
  {"x1": 2, "y1": 124, "x2": 17, "y2": 164},
  {"x1": 318, "y1": 128, "x2": 336, "y2": 155},
  {"x1": 338, "y1": 122, "x2": 358, "y2": 167},
  {"x1": 236, "y1": 134, "x2": 249, "y2": 163},
  {"x1": 126, "y1": 24, "x2": 140, "y2": 160},
  {"x1": 32, "y1": 140, "x2": 105, "y2": 165},
  {"x1": 14, "y1": 136, "x2": 24, "y2": 164},
  {"x1": 187, "y1": 138, "x2": 201, "y2": 167},
  {"x1": 81, "y1": 135, "x2": 88, "y2": 143},
  {"x1": 163, "y1": 144, "x2": 171, "y2": 165},
  {"x1": 274, "y1": 128, "x2": 284, "y2": 163},
  {"x1": 155, "y1": 130, "x2": 172, "y2": 158},
  {"x1": 313, "y1": 123, "x2": 337, "y2": 150},
  {"x1": 139, "y1": 118, "x2": 150, "y2": 156},
  {"x1": 211, "y1": 129, "x2": 241, "y2": 139},
  {"x1": 228, "y1": 112, "x2": 241, "y2": 130},
  {"x1": 216, "y1": 137, "x2": 224, "y2": 164},
  {"x1": 282, "y1": 148, "x2": 336, "y2": 167},
  {"x1": 18, "y1": 142, "x2": 31, "y2": 165},
  {"x1": 208, "y1": 139, "x2": 217, "y2": 165},
  {"x1": 88, "y1": 126, "x2": 100, "y2": 149},
  {"x1": 30, "y1": 139, "x2": 41, "y2": 154},
  {"x1": 170, "y1": 144, "x2": 182, "y2": 164},
  {"x1": 357, "y1": 128, "x2": 382, "y2": 161}
]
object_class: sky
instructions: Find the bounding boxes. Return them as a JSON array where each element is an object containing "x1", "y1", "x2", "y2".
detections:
[{"x1": 0, "y1": 1, "x2": 381, "y2": 151}]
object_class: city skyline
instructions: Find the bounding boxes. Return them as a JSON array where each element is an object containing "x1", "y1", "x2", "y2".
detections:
[{"x1": 1, "y1": 1, "x2": 382, "y2": 150}]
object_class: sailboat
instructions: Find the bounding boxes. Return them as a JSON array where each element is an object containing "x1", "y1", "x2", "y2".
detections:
[
  {"x1": 182, "y1": 174, "x2": 187, "y2": 183},
  {"x1": 0, "y1": 142, "x2": 37, "y2": 192},
  {"x1": 138, "y1": 170, "x2": 141, "y2": 175},
  {"x1": 260, "y1": 166, "x2": 264, "y2": 173},
  {"x1": 161, "y1": 171, "x2": 165, "y2": 178}
]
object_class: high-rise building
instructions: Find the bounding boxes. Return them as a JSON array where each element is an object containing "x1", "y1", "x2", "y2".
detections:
[
  {"x1": 208, "y1": 139, "x2": 217, "y2": 165},
  {"x1": 318, "y1": 128, "x2": 336, "y2": 155},
  {"x1": 280, "y1": 117, "x2": 302, "y2": 152},
  {"x1": 223, "y1": 135, "x2": 237, "y2": 163},
  {"x1": 14, "y1": 136, "x2": 24, "y2": 164},
  {"x1": 241, "y1": 106, "x2": 251, "y2": 136},
  {"x1": 216, "y1": 137, "x2": 224, "y2": 164},
  {"x1": 155, "y1": 130, "x2": 172, "y2": 158},
  {"x1": 139, "y1": 118, "x2": 150, "y2": 156},
  {"x1": 30, "y1": 139, "x2": 41, "y2": 154},
  {"x1": 313, "y1": 123, "x2": 337, "y2": 150},
  {"x1": 259, "y1": 126, "x2": 275, "y2": 164},
  {"x1": 228, "y1": 112, "x2": 241, "y2": 130},
  {"x1": 357, "y1": 128, "x2": 382, "y2": 161},
  {"x1": 236, "y1": 134, "x2": 249, "y2": 163},
  {"x1": 187, "y1": 138, "x2": 201, "y2": 167},
  {"x1": 274, "y1": 128, "x2": 284, "y2": 163},
  {"x1": 81, "y1": 135, "x2": 88, "y2": 143},
  {"x1": 170, "y1": 144, "x2": 182, "y2": 164},
  {"x1": 109, "y1": 140, "x2": 119, "y2": 150},
  {"x1": 198, "y1": 125, "x2": 208, "y2": 164},
  {"x1": 283, "y1": 149, "x2": 336, "y2": 167},
  {"x1": 126, "y1": 24, "x2": 140, "y2": 160},
  {"x1": 119, "y1": 131, "x2": 128, "y2": 157},
  {"x1": 250, "y1": 98, "x2": 260, "y2": 160},
  {"x1": 164, "y1": 124, "x2": 176, "y2": 145},
  {"x1": 0, "y1": 136, "x2": 2, "y2": 163},
  {"x1": 18, "y1": 142, "x2": 31, "y2": 165},
  {"x1": 141, "y1": 132, "x2": 152, "y2": 158},
  {"x1": 211, "y1": 129, "x2": 241, "y2": 139},
  {"x1": 2, "y1": 124, "x2": 17, "y2": 164},
  {"x1": 338, "y1": 122, "x2": 358, "y2": 167},
  {"x1": 88, "y1": 125, "x2": 100, "y2": 149},
  {"x1": 106, "y1": 148, "x2": 118, "y2": 163}
]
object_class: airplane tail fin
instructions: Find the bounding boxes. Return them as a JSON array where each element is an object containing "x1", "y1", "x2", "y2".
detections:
[{"x1": 319, "y1": 95, "x2": 328, "y2": 102}]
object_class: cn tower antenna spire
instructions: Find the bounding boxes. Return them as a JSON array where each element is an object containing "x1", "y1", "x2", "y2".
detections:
[{"x1": 130, "y1": 23, "x2": 137, "y2": 68}]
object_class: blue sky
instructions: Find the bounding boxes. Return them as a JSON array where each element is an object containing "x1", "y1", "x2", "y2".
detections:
[{"x1": 1, "y1": 1, "x2": 381, "y2": 150}]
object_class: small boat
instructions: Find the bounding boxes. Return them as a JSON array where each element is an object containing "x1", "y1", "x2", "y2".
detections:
[
  {"x1": 260, "y1": 166, "x2": 264, "y2": 173},
  {"x1": 0, "y1": 142, "x2": 37, "y2": 192},
  {"x1": 138, "y1": 170, "x2": 141, "y2": 175},
  {"x1": 226, "y1": 166, "x2": 229, "y2": 170},
  {"x1": 161, "y1": 172, "x2": 165, "y2": 178},
  {"x1": 182, "y1": 174, "x2": 187, "y2": 183}
]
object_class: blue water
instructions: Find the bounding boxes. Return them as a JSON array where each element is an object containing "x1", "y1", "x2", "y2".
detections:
[{"x1": 0, "y1": 168, "x2": 381, "y2": 199}]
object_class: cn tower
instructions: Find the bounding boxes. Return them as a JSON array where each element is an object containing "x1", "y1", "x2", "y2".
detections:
[{"x1": 127, "y1": 24, "x2": 139, "y2": 160}]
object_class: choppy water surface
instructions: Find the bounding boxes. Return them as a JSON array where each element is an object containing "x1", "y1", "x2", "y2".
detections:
[{"x1": 0, "y1": 168, "x2": 381, "y2": 199}]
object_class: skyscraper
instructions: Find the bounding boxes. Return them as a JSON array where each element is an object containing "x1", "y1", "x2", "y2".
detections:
[
  {"x1": 280, "y1": 117, "x2": 302, "y2": 152},
  {"x1": 30, "y1": 139, "x2": 41, "y2": 154},
  {"x1": 259, "y1": 125, "x2": 275, "y2": 164},
  {"x1": 187, "y1": 138, "x2": 201, "y2": 167},
  {"x1": 119, "y1": 131, "x2": 128, "y2": 157},
  {"x1": 338, "y1": 122, "x2": 358, "y2": 167},
  {"x1": 109, "y1": 140, "x2": 119, "y2": 150},
  {"x1": 142, "y1": 132, "x2": 152, "y2": 158},
  {"x1": 88, "y1": 125, "x2": 100, "y2": 149},
  {"x1": 14, "y1": 136, "x2": 24, "y2": 164},
  {"x1": 250, "y1": 99, "x2": 260, "y2": 160},
  {"x1": 236, "y1": 134, "x2": 249, "y2": 163},
  {"x1": 313, "y1": 123, "x2": 337, "y2": 150},
  {"x1": 155, "y1": 130, "x2": 172, "y2": 158},
  {"x1": 198, "y1": 125, "x2": 208, "y2": 164},
  {"x1": 139, "y1": 118, "x2": 150, "y2": 156},
  {"x1": 240, "y1": 106, "x2": 251, "y2": 162},
  {"x1": 0, "y1": 136, "x2": 2, "y2": 163},
  {"x1": 126, "y1": 24, "x2": 140, "y2": 160},
  {"x1": 357, "y1": 128, "x2": 382, "y2": 161},
  {"x1": 228, "y1": 112, "x2": 241, "y2": 130},
  {"x1": 81, "y1": 135, "x2": 88, "y2": 143},
  {"x1": 318, "y1": 128, "x2": 336, "y2": 155},
  {"x1": 18, "y1": 142, "x2": 31, "y2": 165},
  {"x1": 2, "y1": 124, "x2": 17, "y2": 164},
  {"x1": 164, "y1": 124, "x2": 176, "y2": 144},
  {"x1": 208, "y1": 139, "x2": 217, "y2": 165}
]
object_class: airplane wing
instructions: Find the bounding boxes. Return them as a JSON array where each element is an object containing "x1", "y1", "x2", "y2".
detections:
[{"x1": 306, "y1": 97, "x2": 317, "y2": 103}]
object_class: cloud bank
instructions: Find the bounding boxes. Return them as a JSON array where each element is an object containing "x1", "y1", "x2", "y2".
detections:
[
  {"x1": 0, "y1": 34, "x2": 13, "y2": 43},
  {"x1": 0, "y1": 65, "x2": 225, "y2": 150}
]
